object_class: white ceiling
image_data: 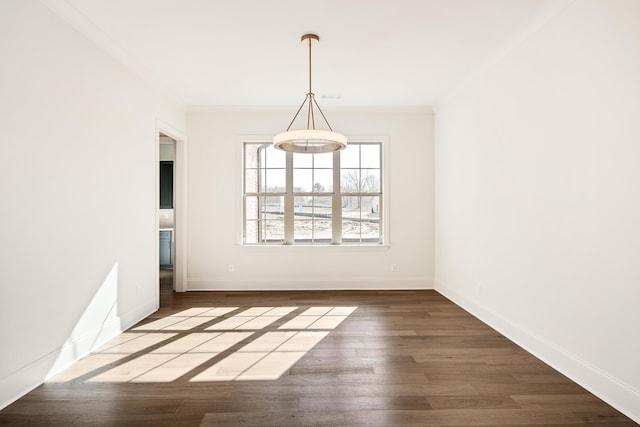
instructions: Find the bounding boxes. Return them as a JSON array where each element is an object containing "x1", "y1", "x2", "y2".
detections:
[{"x1": 43, "y1": 0, "x2": 567, "y2": 109}]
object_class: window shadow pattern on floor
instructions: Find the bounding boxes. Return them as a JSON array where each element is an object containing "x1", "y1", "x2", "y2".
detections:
[{"x1": 47, "y1": 305, "x2": 357, "y2": 384}]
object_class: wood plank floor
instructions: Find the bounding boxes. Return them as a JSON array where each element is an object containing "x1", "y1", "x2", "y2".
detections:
[{"x1": 1, "y1": 279, "x2": 636, "y2": 426}]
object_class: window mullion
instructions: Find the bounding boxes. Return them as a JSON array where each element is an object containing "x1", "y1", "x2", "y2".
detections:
[
  {"x1": 284, "y1": 151, "x2": 294, "y2": 244},
  {"x1": 332, "y1": 150, "x2": 342, "y2": 244}
]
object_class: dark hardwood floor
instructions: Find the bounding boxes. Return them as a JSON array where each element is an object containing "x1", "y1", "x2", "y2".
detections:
[{"x1": 1, "y1": 275, "x2": 636, "y2": 426}]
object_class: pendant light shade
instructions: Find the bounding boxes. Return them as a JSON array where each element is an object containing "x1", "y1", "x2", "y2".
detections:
[{"x1": 273, "y1": 34, "x2": 347, "y2": 153}]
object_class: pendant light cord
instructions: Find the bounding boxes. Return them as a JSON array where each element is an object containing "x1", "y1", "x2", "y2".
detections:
[
  {"x1": 307, "y1": 38, "x2": 316, "y2": 131},
  {"x1": 284, "y1": 34, "x2": 334, "y2": 133},
  {"x1": 308, "y1": 37, "x2": 312, "y2": 95}
]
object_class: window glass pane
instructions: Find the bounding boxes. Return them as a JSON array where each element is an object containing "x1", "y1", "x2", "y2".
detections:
[
  {"x1": 314, "y1": 196, "x2": 332, "y2": 212},
  {"x1": 294, "y1": 195, "x2": 311, "y2": 241},
  {"x1": 314, "y1": 152, "x2": 333, "y2": 168},
  {"x1": 265, "y1": 169, "x2": 286, "y2": 192},
  {"x1": 361, "y1": 196, "x2": 380, "y2": 218},
  {"x1": 314, "y1": 219, "x2": 332, "y2": 241},
  {"x1": 293, "y1": 196, "x2": 333, "y2": 242},
  {"x1": 294, "y1": 195, "x2": 308, "y2": 206},
  {"x1": 265, "y1": 145, "x2": 286, "y2": 168},
  {"x1": 341, "y1": 196, "x2": 380, "y2": 242},
  {"x1": 245, "y1": 169, "x2": 258, "y2": 193},
  {"x1": 341, "y1": 145, "x2": 359, "y2": 168},
  {"x1": 361, "y1": 221, "x2": 380, "y2": 241},
  {"x1": 259, "y1": 195, "x2": 266, "y2": 217},
  {"x1": 314, "y1": 197, "x2": 333, "y2": 241},
  {"x1": 263, "y1": 196, "x2": 284, "y2": 217},
  {"x1": 342, "y1": 218, "x2": 360, "y2": 241},
  {"x1": 293, "y1": 153, "x2": 312, "y2": 168},
  {"x1": 360, "y1": 144, "x2": 380, "y2": 168},
  {"x1": 313, "y1": 169, "x2": 333, "y2": 193},
  {"x1": 360, "y1": 196, "x2": 380, "y2": 241},
  {"x1": 263, "y1": 220, "x2": 284, "y2": 242},
  {"x1": 294, "y1": 196, "x2": 310, "y2": 213},
  {"x1": 340, "y1": 169, "x2": 360, "y2": 193},
  {"x1": 293, "y1": 169, "x2": 312, "y2": 193},
  {"x1": 245, "y1": 220, "x2": 258, "y2": 244},
  {"x1": 245, "y1": 196, "x2": 258, "y2": 220},
  {"x1": 294, "y1": 219, "x2": 312, "y2": 241},
  {"x1": 361, "y1": 169, "x2": 380, "y2": 193},
  {"x1": 342, "y1": 196, "x2": 360, "y2": 220}
]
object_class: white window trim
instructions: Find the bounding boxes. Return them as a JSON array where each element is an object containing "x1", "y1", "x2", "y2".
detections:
[{"x1": 236, "y1": 135, "x2": 390, "y2": 248}]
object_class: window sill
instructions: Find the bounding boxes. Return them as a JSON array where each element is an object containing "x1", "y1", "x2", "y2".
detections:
[{"x1": 239, "y1": 243, "x2": 390, "y2": 252}]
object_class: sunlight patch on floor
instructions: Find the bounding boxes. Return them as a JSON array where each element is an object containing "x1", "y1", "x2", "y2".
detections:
[
  {"x1": 47, "y1": 306, "x2": 357, "y2": 384},
  {"x1": 97, "y1": 333, "x2": 178, "y2": 354},
  {"x1": 190, "y1": 331, "x2": 328, "y2": 382}
]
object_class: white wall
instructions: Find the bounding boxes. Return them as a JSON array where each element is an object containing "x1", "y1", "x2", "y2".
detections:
[
  {"x1": 0, "y1": 0, "x2": 185, "y2": 408},
  {"x1": 187, "y1": 109, "x2": 433, "y2": 290},
  {"x1": 434, "y1": 0, "x2": 640, "y2": 421}
]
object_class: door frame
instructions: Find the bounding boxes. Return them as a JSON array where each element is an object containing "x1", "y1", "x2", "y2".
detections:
[{"x1": 156, "y1": 120, "x2": 187, "y2": 301}]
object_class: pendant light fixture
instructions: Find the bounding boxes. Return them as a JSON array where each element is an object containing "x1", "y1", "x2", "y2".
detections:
[{"x1": 273, "y1": 34, "x2": 347, "y2": 153}]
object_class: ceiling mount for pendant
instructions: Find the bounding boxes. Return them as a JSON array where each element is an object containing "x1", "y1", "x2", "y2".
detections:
[{"x1": 273, "y1": 34, "x2": 347, "y2": 153}]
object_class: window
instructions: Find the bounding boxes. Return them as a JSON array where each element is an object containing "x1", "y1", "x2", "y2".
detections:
[{"x1": 243, "y1": 141, "x2": 383, "y2": 245}]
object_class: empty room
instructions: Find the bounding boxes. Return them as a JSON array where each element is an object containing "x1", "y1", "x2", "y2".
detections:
[{"x1": 1, "y1": 0, "x2": 638, "y2": 425}]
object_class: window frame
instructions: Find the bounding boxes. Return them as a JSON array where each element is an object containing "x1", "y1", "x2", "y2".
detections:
[{"x1": 240, "y1": 136, "x2": 389, "y2": 247}]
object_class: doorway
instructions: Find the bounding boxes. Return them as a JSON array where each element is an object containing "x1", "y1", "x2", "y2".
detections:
[
  {"x1": 156, "y1": 121, "x2": 187, "y2": 308},
  {"x1": 159, "y1": 134, "x2": 175, "y2": 296}
]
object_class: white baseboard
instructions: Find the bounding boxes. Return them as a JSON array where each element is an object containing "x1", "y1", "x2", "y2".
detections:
[
  {"x1": 0, "y1": 300, "x2": 157, "y2": 411},
  {"x1": 187, "y1": 277, "x2": 434, "y2": 291},
  {"x1": 435, "y1": 280, "x2": 640, "y2": 424}
]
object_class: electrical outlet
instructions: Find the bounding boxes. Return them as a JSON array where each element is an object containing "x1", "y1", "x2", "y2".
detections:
[
  {"x1": 228, "y1": 264, "x2": 235, "y2": 272},
  {"x1": 391, "y1": 264, "x2": 399, "y2": 272}
]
